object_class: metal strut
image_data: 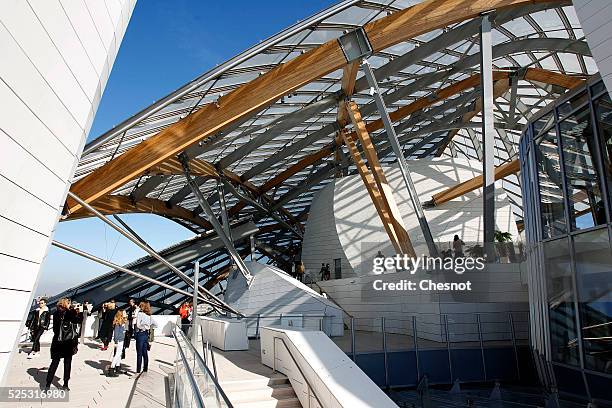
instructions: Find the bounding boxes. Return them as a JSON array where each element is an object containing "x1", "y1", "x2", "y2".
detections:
[
  {"x1": 179, "y1": 155, "x2": 254, "y2": 285},
  {"x1": 66, "y1": 191, "x2": 241, "y2": 316},
  {"x1": 361, "y1": 59, "x2": 438, "y2": 257}
]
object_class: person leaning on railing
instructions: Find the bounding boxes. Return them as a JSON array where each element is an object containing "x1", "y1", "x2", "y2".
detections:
[{"x1": 134, "y1": 301, "x2": 155, "y2": 373}]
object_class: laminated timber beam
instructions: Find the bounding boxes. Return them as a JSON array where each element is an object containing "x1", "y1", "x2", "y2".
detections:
[
  {"x1": 341, "y1": 125, "x2": 415, "y2": 257},
  {"x1": 431, "y1": 158, "x2": 520, "y2": 206},
  {"x1": 65, "y1": 194, "x2": 212, "y2": 231},
  {"x1": 346, "y1": 101, "x2": 416, "y2": 256},
  {"x1": 66, "y1": 0, "x2": 560, "y2": 214},
  {"x1": 337, "y1": 61, "x2": 361, "y2": 127}
]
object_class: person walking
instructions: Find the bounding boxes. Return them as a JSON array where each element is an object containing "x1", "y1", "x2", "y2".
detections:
[
  {"x1": 453, "y1": 235, "x2": 465, "y2": 258},
  {"x1": 107, "y1": 310, "x2": 127, "y2": 377},
  {"x1": 45, "y1": 298, "x2": 82, "y2": 391},
  {"x1": 179, "y1": 301, "x2": 191, "y2": 335},
  {"x1": 134, "y1": 301, "x2": 154, "y2": 373},
  {"x1": 319, "y1": 263, "x2": 326, "y2": 281},
  {"x1": 26, "y1": 298, "x2": 50, "y2": 358},
  {"x1": 122, "y1": 299, "x2": 137, "y2": 357},
  {"x1": 99, "y1": 301, "x2": 116, "y2": 350}
]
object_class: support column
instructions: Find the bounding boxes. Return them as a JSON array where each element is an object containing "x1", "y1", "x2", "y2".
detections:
[
  {"x1": 192, "y1": 261, "x2": 199, "y2": 345},
  {"x1": 180, "y1": 156, "x2": 253, "y2": 285},
  {"x1": 217, "y1": 181, "x2": 233, "y2": 271},
  {"x1": 480, "y1": 13, "x2": 496, "y2": 260},
  {"x1": 361, "y1": 60, "x2": 438, "y2": 257}
]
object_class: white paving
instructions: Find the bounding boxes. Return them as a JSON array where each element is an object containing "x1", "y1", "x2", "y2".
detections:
[{"x1": 3, "y1": 337, "x2": 176, "y2": 408}]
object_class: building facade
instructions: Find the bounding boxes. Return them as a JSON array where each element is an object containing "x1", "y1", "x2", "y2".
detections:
[
  {"x1": 520, "y1": 77, "x2": 612, "y2": 402},
  {"x1": 0, "y1": 0, "x2": 135, "y2": 384}
]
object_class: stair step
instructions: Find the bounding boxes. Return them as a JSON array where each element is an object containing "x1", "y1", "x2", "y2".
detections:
[
  {"x1": 235, "y1": 396, "x2": 302, "y2": 408},
  {"x1": 228, "y1": 384, "x2": 296, "y2": 403},
  {"x1": 220, "y1": 376, "x2": 289, "y2": 391}
]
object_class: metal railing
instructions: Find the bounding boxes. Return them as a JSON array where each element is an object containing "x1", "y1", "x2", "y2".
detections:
[{"x1": 173, "y1": 328, "x2": 233, "y2": 408}]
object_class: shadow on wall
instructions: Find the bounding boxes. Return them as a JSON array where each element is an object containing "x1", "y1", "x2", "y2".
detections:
[{"x1": 303, "y1": 158, "x2": 519, "y2": 277}]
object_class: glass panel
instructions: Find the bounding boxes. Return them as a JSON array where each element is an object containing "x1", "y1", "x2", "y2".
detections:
[
  {"x1": 558, "y1": 91, "x2": 589, "y2": 117},
  {"x1": 559, "y1": 105, "x2": 606, "y2": 230},
  {"x1": 535, "y1": 129, "x2": 567, "y2": 238},
  {"x1": 544, "y1": 238, "x2": 579, "y2": 366},
  {"x1": 594, "y1": 94, "x2": 612, "y2": 219},
  {"x1": 574, "y1": 229, "x2": 612, "y2": 373}
]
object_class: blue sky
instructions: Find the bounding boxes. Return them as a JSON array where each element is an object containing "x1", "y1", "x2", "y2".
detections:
[{"x1": 36, "y1": 0, "x2": 336, "y2": 296}]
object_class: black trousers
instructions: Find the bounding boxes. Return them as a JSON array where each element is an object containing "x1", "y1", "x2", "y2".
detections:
[
  {"x1": 31, "y1": 328, "x2": 45, "y2": 352},
  {"x1": 46, "y1": 356, "x2": 72, "y2": 387}
]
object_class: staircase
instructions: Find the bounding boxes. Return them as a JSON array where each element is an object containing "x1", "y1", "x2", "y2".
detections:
[{"x1": 220, "y1": 374, "x2": 301, "y2": 408}]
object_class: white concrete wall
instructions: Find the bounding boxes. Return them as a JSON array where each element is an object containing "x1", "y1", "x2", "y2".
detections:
[
  {"x1": 225, "y1": 262, "x2": 344, "y2": 337},
  {"x1": 301, "y1": 181, "x2": 351, "y2": 282},
  {"x1": 302, "y1": 158, "x2": 519, "y2": 277},
  {"x1": 0, "y1": 0, "x2": 135, "y2": 384},
  {"x1": 573, "y1": 0, "x2": 612, "y2": 96},
  {"x1": 317, "y1": 263, "x2": 529, "y2": 342}
]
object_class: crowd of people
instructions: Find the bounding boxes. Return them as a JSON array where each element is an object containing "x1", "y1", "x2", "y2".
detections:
[{"x1": 24, "y1": 297, "x2": 156, "y2": 390}]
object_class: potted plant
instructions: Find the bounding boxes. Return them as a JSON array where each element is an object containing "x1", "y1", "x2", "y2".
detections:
[{"x1": 495, "y1": 230, "x2": 513, "y2": 263}]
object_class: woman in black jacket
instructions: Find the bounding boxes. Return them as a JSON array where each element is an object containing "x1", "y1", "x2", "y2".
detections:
[
  {"x1": 25, "y1": 298, "x2": 50, "y2": 358},
  {"x1": 99, "y1": 301, "x2": 116, "y2": 350},
  {"x1": 45, "y1": 298, "x2": 81, "y2": 390}
]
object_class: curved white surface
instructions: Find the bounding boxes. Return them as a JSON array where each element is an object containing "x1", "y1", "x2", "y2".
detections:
[{"x1": 199, "y1": 316, "x2": 248, "y2": 351}]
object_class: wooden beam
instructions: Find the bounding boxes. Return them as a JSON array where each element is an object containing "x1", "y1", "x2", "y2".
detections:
[
  {"x1": 347, "y1": 101, "x2": 416, "y2": 256},
  {"x1": 67, "y1": 0, "x2": 555, "y2": 214},
  {"x1": 341, "y1": 129, "x2": 404, "y2": 254},
  {"x1": 337, "y1": 61, "x2": 361, "y2": 127},
  {"x1": 431, "y1": 158, "x2": 520, "y2": 205},
  {"x1": 65, "y1": 194, "x2": 212, "y2": 230}
]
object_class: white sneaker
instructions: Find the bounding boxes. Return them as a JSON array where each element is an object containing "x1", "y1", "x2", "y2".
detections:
[
  {"x1": 27, "y1": 354, "x2": 32, "y2": 359},
  {"x1": 32, "y1": 352, "x2": 39, "y2": 358}
]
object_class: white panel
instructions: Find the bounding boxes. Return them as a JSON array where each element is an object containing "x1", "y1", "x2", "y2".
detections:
[
  {"x1": 0, "y1": 176, "x2": 58, "y2": 235},
  {"x1": 27, "y1": 0, "x2": 100, "y2": 101},
  {"x1": 0, "y1": 254, "x2": 40, "y2": 292},
  {"x1": 85, "y1": 0, "x2": 114, "y2": 52},
  {"x1": 59, "y1": 0, "x2": 106, "y2": 75},
  {"x1": 0, "y1": 79, "x2": 77, "y2": 181},
  {"x1": 104, "y1": 0, "x2": 123, "y2": 28},
  {"x1": 0, "y1": 323, "x2": 24, "y2": 353},
  {"x1": 0, "y1": 0, "x2": 91, "y2": 125},
  {"x1": 0, "y1": 217, "x2": 49, "y2": 263},
  {"x1": 0, "y1": 24, "x2": 84, "y2": 156},
  {"x1": 0, "y1": 289, "x2": 34, "y2": 322},
  {"x1": 0, "y1": 130, "x2": 68, "y2": 209}
]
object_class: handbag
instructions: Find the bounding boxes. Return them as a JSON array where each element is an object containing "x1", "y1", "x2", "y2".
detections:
[{"x1": 57, "y1": 314, "x2": 79, "y2": 342}]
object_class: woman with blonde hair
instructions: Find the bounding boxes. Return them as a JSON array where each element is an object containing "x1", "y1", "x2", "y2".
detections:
[
  {"x1": 134, "y1": 301, "x2": 155, "y2": 373},
  {"x1": 45, "y1": 298, "x2": 82, "y2": 390},
  {"x1": 107, "y1": 310, "x2": 126, "y2": 377}
]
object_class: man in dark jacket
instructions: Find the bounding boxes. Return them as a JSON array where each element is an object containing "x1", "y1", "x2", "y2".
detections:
[
  {"x1": 122, "y1": 299, "x2": 137, "y2": 355},
  {"x1": 26, "y1": 298, "x2": 50, "y2": 358}
]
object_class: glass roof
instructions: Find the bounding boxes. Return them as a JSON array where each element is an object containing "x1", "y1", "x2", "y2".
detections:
[{"x1": 69, "y1": 0, "x2": 597, "y2": 290}]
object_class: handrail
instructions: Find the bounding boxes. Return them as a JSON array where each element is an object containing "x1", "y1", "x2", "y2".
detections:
[
  {"x1": 272, "y1": 335, "x2": 325, "y2": 408},
  {"x1": 174, "y1": 328, "x2": 234, "y2": 407},
  {"x1": 311, "y1": 281, "x2": 353, "y2": 319},
  {"x1": 173, "y1": 330, "x2": 206, "y2": 408}
]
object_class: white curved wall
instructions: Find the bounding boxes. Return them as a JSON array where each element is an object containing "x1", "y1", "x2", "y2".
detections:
[
  {"x1": 0, "y1": 0, "x2": 135, "y2": 384},
  {"x1": 573, "y1": 0, "x2": 612, "y2": 97},
  {"x1": 302, "y1": 158, "x2": 519, "y2": 277}
]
